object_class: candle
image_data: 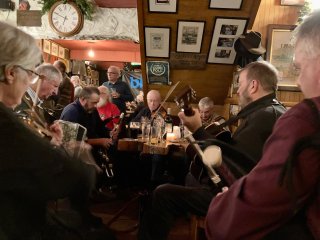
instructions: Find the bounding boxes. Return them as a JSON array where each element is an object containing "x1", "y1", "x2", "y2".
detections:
[{"x1": 166, "y1": 132, "x2": 176, "y2": 141}]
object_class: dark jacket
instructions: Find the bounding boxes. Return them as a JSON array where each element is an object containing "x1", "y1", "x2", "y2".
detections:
[
  {"x1": 0, "y1": 102, "x2": 95, "y2": 240},
  {"x1": 103, "y1": 79, "x2": 134, "y2": 113},
  {"x1": 194, "y1": 93, "x2": 286, "y2": 162},
  {"x1": 60, "y1": 100, "x2": 108, "y2": 139}
]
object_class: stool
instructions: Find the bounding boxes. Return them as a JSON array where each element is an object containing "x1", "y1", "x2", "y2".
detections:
[{"x1": 190, "y1": 215, "x2": 206, "y2": 240}]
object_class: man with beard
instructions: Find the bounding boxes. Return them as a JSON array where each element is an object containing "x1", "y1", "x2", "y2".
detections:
[
  {"x1": 97, "y1": 85, "x2": 121, "y2": 131},
  {"x1": 60, "y1": 86, "x2": 113, "y2": 169},
  {"x1": 138, "y1": 61, "x2": 286, "y2": 240}
]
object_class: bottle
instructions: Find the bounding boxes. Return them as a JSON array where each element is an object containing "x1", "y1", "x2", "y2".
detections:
[{"x1": 165, "y1": 108, "x2": 173, "y2": 133}]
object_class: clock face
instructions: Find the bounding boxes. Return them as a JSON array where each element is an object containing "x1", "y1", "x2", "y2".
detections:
[{"x1": 48, "y1": 1, "x2": 83, "y2": 37}]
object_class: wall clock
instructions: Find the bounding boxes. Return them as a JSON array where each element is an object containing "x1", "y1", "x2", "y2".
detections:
[{"x1": 48, "y1": 1, "x2": 84, "y2": 37}]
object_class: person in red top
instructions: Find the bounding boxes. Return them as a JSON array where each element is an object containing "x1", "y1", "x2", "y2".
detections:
[
  {"x1": 97, "y1": 85, "x2": 120, "y2": 131},
  {"x1": 179, "y1": 10, "x2": 320, "y2": 240}
]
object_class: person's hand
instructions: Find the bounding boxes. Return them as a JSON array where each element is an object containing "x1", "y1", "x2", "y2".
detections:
[
  {"x1": 49, "y1": 121, "x2": 63, "y2": 146},
  {"x1": 178, "y1": 108, "x2": 202, "y2": 133},
  {"x1": 217, "y1": 187, "x2": 229, "y2": 197},
  {"x1": 102, "y1": 138, "x2": 113, "y2": 149},
  {"x1": 111, "y1": 92, "x2": 120, "y2": 99},
  {"x1": 110, "y1": 126, "x2": 120, "y2": 141}
]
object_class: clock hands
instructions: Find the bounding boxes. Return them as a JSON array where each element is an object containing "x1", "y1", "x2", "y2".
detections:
[{"x1": 53, "y1": 12, "x2": 65, "y2": 19}]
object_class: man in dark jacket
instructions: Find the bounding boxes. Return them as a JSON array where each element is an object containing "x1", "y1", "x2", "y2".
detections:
[
  {"x1": 138, "y1": 61, "x2": 286, "y2": 240},
  {"x1": 103, "y1": 66, "x2": 134, "y2": 113}
]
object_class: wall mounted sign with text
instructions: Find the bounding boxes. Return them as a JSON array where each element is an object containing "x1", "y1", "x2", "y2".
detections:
[{"x1": 146, "y1": 61, "x2": 170, "y2": 85}]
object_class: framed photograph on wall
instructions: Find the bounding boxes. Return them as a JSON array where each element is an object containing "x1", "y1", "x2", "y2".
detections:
[
  {"x1": 148, "y1": 0, "x2": 177, "y2": 13},
  {"x1": 266, "y1": 24, "x2": 298, "y2": 91},
  {"x1": 176, "y1": 20, "x2": 205, "y2": 53},
  {"x1": 280, "y1": 0, "x2": 304, "y2": 6},
  {"x1": 51, "y1": 42, "x2": 59, "y2": 57},
  {"x1": 208, "y1": 17, "x2": 248, "y2": 64},
  {"x1": 209, "y1": 0, "x2": 243, "y2": 9},
  {"x1": 145, "y1": 27, "x2": 171, "y2": 58},
  {"x1": 43, "y1": 39, "x2": 51, "y2": 54}
]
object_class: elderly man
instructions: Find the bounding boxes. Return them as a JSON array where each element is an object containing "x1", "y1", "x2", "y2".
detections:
[
  {"x1": 15, "y1": 63, "x2": 62, "y2": 131},
  {"x1": 198, "y1": 97, "x2": 225, "y2": 128},
  {"x1": 103, "y1": 65, "x2": 133, "y2": 113},
  {"x1": 97, "y1": 85, "x2": 121, "y2": 131},
  {"x1": 138, "y1": 61, "x2": 286, "y2": 240},
  {"x1": 132, "y1": 89, "x2": 163, "y2": 122}
]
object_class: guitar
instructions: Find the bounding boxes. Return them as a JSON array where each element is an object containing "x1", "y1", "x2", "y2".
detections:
[{"x1": 174, "y1": 86, "x2": 226, "y2": 189}]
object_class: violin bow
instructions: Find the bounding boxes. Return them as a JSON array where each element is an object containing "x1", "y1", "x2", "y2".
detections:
[{"x1": 151, "y1": 81, "x2": 180, "y2": 121}]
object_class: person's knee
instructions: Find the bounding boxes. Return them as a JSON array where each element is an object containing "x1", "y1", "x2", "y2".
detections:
[{"x1": 153, "y1": 183, "x2": 175, "y2": 202}]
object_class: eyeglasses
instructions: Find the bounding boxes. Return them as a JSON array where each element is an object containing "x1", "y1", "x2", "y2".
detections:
[{"x1": 16, "y1": 65, "x2": 42, "y2": 84}]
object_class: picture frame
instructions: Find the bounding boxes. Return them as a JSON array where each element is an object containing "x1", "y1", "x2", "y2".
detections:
[
  {"x1": 280, "y1": 0, "x2": 305, "y2": 6},
  {"x1": 146, "y1": 61, "x2": 171, "y2": 85},
  {"x1": 176, "y1": 20, "x2": 205, "y2": 53},
  {"x1": 43, "y1": 39, "x2": 51, "y2": 54},
  {"x1": 208, "y1": 17, "x2": 248, "y2": 64},
  {"x1": 58, "y1": 46, "x2": 65, "y2": 59},
  {"x1": 51, "y1": 42, "x2": 59, "y2": 57},
  {"x1": 145, "y1": 27, "x2": 171, "y2": 58},
  {"x1": 148, "y1": 0, "x2": 177, "y2": 13},
  {"x1": 266, "y1": 24, "x2": 299, "y2": 91},
  {"x1": 209, "y1": 0, "x2": 243, "y2": 9}
]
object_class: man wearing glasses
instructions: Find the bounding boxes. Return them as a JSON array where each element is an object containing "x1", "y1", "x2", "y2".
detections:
[
  {"x1": 15, "y1": 63, "x2": 63, "y2": 141},
  {"x1": 103, "y1": 65, "x2": 133, "y2": 113}
]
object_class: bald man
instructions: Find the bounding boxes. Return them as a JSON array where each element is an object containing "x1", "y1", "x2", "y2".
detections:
[
  {"x1": 102, "y1": 65, "x2": 134, "y2": 113},
  {"x1": 132, "y1": 90, "x2": 162, "y2": 122}
]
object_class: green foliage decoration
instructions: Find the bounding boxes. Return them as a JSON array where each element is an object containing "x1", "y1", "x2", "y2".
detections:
[
  {"x1": 297, "y1": 0, "x2": 311, "y2": 24},
  {"x1": 39, "y1": 0, "x2": 94, "y2": 20}
]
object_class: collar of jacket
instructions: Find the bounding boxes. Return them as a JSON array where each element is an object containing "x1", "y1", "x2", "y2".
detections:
[{"x1": 237, "y1": 92, "x2": 277, "y2": 117}]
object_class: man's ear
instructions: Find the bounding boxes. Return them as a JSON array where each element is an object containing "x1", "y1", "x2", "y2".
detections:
[
  {"x1": 250, "y1": 79, "x2": 259, "y2": 94},
  {"x1": 3, "y1": 66, "x2": 15, "y2": 85}
]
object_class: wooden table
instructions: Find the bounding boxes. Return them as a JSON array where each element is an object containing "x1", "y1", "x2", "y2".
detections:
[{"x1": 117, "y1": 138, "x2": 187, "y2": 155}]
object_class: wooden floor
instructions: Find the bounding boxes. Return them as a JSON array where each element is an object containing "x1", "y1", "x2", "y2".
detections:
[{"x1": 90, "y1": 189, "x2": 192, "y2": 240}]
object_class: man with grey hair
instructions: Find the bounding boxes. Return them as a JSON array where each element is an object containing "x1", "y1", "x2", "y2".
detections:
[
  {"x1": 198, "y1": 97, "x2": 226, "y2": 128},
  {"x1": 15, "y1": 63, "x2": 62, "y2": 126},
  {"x1": 103, "y1": 65, "x2": 133, "y2": 113}
]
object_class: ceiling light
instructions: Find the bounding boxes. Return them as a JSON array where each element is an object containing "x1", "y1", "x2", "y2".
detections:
[{"x1": 88, "y1": 49, "x2": 94, "y2": 58}]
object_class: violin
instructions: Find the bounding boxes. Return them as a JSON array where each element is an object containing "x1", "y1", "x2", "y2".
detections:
[{"x1": 151, "y1": 106, "x2": 167, "y2": 120}]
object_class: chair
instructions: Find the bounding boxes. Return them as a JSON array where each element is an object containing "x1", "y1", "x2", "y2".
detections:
[{"x1": 190, "y1": 215, "x2": 206, "y2": 240}]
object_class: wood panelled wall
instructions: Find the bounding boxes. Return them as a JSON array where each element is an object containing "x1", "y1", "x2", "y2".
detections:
[
  {"x1": 252, "y1": 0, "x2": 300, "y2": 48},
  {"x1": 252, "y1": 0, "x2": 303, "y2": 104},
  {"x1": 137, "y1": 0, "x2": 303, "y2": 107},
  {"x1": 137, "y1": 0, "x2": 261, "y2": 105}
]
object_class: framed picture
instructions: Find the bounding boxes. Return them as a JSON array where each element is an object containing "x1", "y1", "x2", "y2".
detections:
[
  {"x1": 280, "y1": 0, "x2": 305, "y2": 6},
  {"x1": 208, "y1": 17, "x2": 248, "y2": 64},
  {"x1": 176, "y1": 20, "x2": 205, "y2": 53},
  {"x1": 266, "y1": 24, "x2": 298, "y2": 91},
  {"x1": 148, "y1": 0, "x2": 177, "y2": 13},
  {"x1": 43, "y1": 39, "x2": 51, "y2": 54},
  {"x1": 209, "y1": 0, "x2": 243, "y2": 9},
  {"x1": 145, "y1": 27, "x2": 171, "y2": 58},
  {"x1": 51, "y1": 42, "x2": 59, "y2": 57},
  {"x1": 58, "y1": 46, "x2": 65, "y2": 59}
]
